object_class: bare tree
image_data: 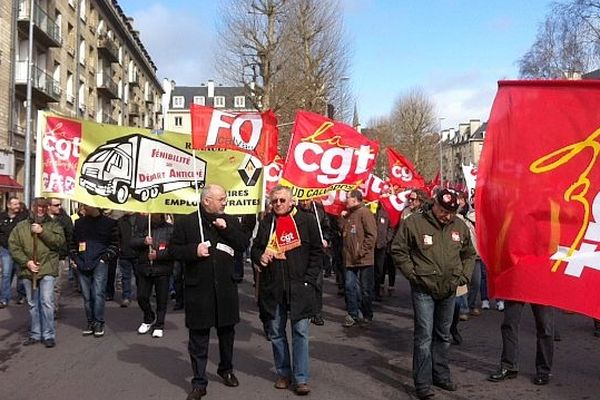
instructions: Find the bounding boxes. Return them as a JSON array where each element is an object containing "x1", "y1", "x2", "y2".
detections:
[
  {"x1": 519, "y1": 1, "x2": 600, "y2": 78},
  {"x1": 370, "y1": 88, "x2": 439, "y2": 180},
  {"x1": 216, "y1": 0, "x2": 353, "y2": 151}
]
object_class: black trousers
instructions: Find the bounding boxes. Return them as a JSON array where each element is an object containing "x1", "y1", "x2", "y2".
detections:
[
  {"x1": 137, "y1": 274, "x2": 170, "y2": 328},
  {"x1": 189, "y1": 325, "x2": 235, "y2": 389},
  {"x1": 500, "y1": 301, "x2": 554, "y2": 374}
]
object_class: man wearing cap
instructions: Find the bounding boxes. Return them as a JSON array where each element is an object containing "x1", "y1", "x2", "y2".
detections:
[{"x1": 391, "y1": 189, "x2": 476, "y2": 400}]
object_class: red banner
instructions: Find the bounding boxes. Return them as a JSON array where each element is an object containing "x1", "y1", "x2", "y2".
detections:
[
  {"x1": 380, "y1": 190, "x2": 411, "y2": 228},
  {"x1": 190, "y1": 104, "x2": 278, "y2": 164},
  {"x1": 40, "y1": 117, "x2": 82, "y2": 195},
  {"x1": 264, "y1": 154, "x2": 284, "y2": 195},
  {"x1": 386, "y1": 147, "x2": 425, "y2": 189},
  {"x1": 358, "y1": 174, "x2": 392, "y2": 202},
  {"x1": 476, "y1": 80, "x2": 600, "y2": 318},
  {"x1": 280, "y1": 111, "x2": 379, "y2": 199}
]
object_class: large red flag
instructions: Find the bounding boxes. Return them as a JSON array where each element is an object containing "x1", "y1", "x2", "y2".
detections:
[
  {"x1": 476, "y1": 80, "x2": 600, "y2": 319},
  {"x1": 190, "y1": 104, "x2": 278, "y2": 164},
  {"x1": 386, "y1": 147, "x2": 425, "y2": 189},
  {"x1": 280, "y1": 111, "x2": 379, "y2": 199}
]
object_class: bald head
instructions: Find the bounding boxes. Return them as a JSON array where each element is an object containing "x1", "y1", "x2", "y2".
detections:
[{"x1": 201, "y1": 184, "x2": 227, "y2": 214}]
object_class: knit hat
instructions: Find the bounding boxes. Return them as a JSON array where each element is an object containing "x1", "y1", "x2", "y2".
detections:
[{"x1": 435, "y1": 189, "x2": 459, "y2": 212}]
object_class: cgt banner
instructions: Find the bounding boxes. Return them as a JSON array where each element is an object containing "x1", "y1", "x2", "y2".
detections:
[
  {"x1": 476, "y1": 80, "x2": 600, "y2": 319},
  {"x1": 386, "y1": 147, "x2": 425, "y2": 189},
  {"x1": 35, "y1": 112, "x2": 264, "y2": 214},
  {"x1": 280, "y1": 111, "x2": 379, "y2": 200}
]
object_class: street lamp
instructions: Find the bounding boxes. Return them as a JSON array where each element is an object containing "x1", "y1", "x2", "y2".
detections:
[{"x1": 439, "y1": 117, "x2": 445, "y2": 187}]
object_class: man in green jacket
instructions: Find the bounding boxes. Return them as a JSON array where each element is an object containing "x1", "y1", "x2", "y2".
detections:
[
  {"x1": 391, "y1": 189, "x2": 476, "y2": 400},
  {"x1": 9, "y1": 198, "x2": 65, "y2": 348}
]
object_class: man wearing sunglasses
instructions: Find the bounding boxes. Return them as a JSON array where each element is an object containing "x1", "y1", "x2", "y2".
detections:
[{"x1": 251, "y1": 185, "x2": 322, "y2": 395}]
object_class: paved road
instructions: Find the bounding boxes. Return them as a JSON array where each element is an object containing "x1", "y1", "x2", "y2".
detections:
[{"x1": 1, "y1": 266, "x2": 599, "y2": 400}]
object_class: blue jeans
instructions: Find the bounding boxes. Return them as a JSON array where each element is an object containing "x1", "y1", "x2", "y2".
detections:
[
  {"x1": 0, "y1": 247, "x2": 23, "y2": 302},
  {"x1": 78, "y1": 261, "x2": 108, "y2": 324},
  {"x1": 23, "y1": 275, "x2": 56, "y2": 340},
  {"x1": 269, "y1": 303, "x2": 310, "y2": 385},
  {"x1": 411, "y1": 284, "x2": 455, "y2": 391},
  {"x1": 480, "y1": 260, "x2": 489, "y2": 301},
  {"x1": 118, "y1": 258, "x2": 135, "y2": 300},
  {"x1": 344, "y1": 266, "x2": 374, "y2": 320}
]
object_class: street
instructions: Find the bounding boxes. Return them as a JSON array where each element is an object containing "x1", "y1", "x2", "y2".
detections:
[{"x1": 1, "y1": 265, "x2": 599, "y2": 400}]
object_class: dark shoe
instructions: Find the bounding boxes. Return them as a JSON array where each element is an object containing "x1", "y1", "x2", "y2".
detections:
[
  {"x1": 373, "y1": 295, "x2": 382, "y2": 302},
  {"x1": 105, "y1": 296, "x2": 113, "y2": 301},
  {"x1": 295, "y1": 383, "x2": 310, "y2": 395},
  {"x1": 488, "y1": 368, "x2": 518, "y2": 382},
  {"x1": 22, "y1": 337, "x2": 40, "y2": 346},
  {"x1": 120, "y1": 299, "x2": 130, "y2": 308},
  {"x1": 186, "y1": 387, "x2": 207, "y2": 400},
  {"x1": 94, "y1": 323, "x2": 105, "y2": 337},
  {"x1": 173, "y1": 303, "x2": 184, "y2": 311},
  {"x1": 470, "y1": 308, "x2": 482, "y2": 316},
  {"x1": 450, "y1": 327, "x2": 462, "y2": 345},
  {"x1": 218, "y1": 371, "x2": 239, "y2": 387},
  {"x1": 43, "y1": 338, "x2": 56, "y2": 348},
  {"x1": 358, "y1": 318, "x2": 373, "y2": 327},
  {"x1": 554, "y1": 332, "x2": 561, "y2": 341},
  {"x1": 594, "y1": 329, "x2": 600, "y2": 338},
  {"x1": 415, "y1": 387, "x2": 435, "y2": 399},
  {"x1": 0, "y1": 301, "x2": 7, "y2": 308},
  {"x1": 274, "y1": 376, "x2": 290, "y2": 389},
  {"x1": 336, "y1": 288, "x2": 345, "y2": 297},
  {"x1": 16, "y1": 297, "x2": 25, "y2": 305},
  {"x1": 532, "y1": 373, "x2": 550, "y2": 385},
  {"x1": 311, "y1": 316, "x2": 324, "y2": 326},
  {"x1": 82, "y1": 322, "x2": 95, "y2": 336},
  {"x1": 433, "y1": 380, "x2": 457, "y2": 391}
]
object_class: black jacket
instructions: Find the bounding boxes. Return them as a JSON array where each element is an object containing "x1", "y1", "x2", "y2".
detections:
[
  {"x1": 131, "y1": 218, "x2": 174, "y2": 276},
  {"x1": 170, "y1": 209, "x2": 249, "y2": 330},
  {"x1": 70, "y1": 214, "x2": 119, "y2": 272},
  {"x1": 51, "y1": 210, "x2": 74, "y2": 259},
  {"x1": 251, "y1": 208, "x2": 323, "y2": 322},
  {"x1": 117, "y1": 213, "x2": 144, "y2": 260},
  {"x1": 0, "y1": 211, "x2": 28, "y2": 248}
]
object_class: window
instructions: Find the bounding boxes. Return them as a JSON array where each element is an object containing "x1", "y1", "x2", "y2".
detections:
[
  {"x1": 55, "y1": 12, "x2": 62, "y2": 39},
  {"x1": 174, "y1": 116, "x2": 183, "y2": 127},
  {"x1": 172, "y1": 96, "x2": 184, "y2": 108},
  {"x1": 78, "y1": 82, "x2": 86, "y2": 110},
  {"x1": 79, "y1": 38, "x2": 86, "y2": 65},
  {"x1": 79, "y1": 0, "x2": 86, "y2": 22},
  {"x1": 118, "y1": 46, "x2": 123, "y2": 65},
  {"x1": 66, "y1": 73, "x2": 74, "y2": 103},
  {"x1": 214, "y1": 96, "x2": 225, "y2": 108},
  {"x1": 193, "y1": 96, "x2": 205, "y2": 106},
  {"x1": 234, "y1": 96, "x2": 245, "y2": 108},
  {"x1": 118, "y1": 79, "x2": 122, "y2": 99}
]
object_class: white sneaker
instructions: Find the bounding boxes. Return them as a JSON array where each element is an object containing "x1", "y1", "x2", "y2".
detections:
[
  {"x1": 152, "y1": 329, "x2": 163, "y2": 338},
  {"x1": 481, "y1": 300, "x2": 490, "y2": 310},
  {"x1": 496, "y1": 300, "x2": 505, "y2": 311},
  {"x1": 137, "y1": 323, "x2": 152, "y2": 334}
]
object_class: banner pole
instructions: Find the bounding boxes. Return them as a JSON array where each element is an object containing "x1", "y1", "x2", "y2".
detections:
[
  {"x1": 312, "y1": 201, "x2": 324, "y2": 243},
  {"x1": 192, "y1": 149, "x2": 204, "y2": 243}
]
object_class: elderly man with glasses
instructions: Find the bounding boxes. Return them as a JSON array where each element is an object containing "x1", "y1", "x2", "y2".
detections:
[
  {"x1": 171, "y1": 184, "x2": 250, "y2": 400},
  {"x1": 251, "y1": 185, "x2": 322, "y2": 395}
]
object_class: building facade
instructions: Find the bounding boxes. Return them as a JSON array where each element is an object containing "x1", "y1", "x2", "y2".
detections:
[
  {"x1": 4, "y1": 0, "x2": 163, "y2": 190},
  {"x1": 440, "y1": 119, "x2": 485, "y2": 186},
  {"x1": 162, "y1": 79, "x2": 254, "y2": 134}
]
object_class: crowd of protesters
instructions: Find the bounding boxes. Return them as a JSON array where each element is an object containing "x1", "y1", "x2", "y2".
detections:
[{"x1": 0, "y1": 184, "x2": 592, "y2": 400}]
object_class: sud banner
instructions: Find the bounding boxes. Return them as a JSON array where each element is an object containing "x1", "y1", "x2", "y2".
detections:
[
  {"x1": 476, "y1": 80, "x2": 600, "y2": 319},
  {"x1": 280, "y1": 111, "x2": 379, "y2": 199},
  {"x1": 36, "y1": 112, "x2": 264, "y2": 214}
]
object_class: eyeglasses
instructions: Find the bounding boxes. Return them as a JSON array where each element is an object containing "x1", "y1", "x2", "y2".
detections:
[
  {"x1": 49, "y1": 204, "x2": 61, "y2": 207},
  {"x1": 271, "y1": 198, "x2": 287, "y2": 205}
]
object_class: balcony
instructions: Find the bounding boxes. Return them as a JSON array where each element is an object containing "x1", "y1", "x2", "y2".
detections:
[
  {"x1": 128, "y1": 74, "x2": 139, "y2": 87},
  {"x1": 17, "y1": 0, "x2": 62, "y2": 48},
  {"x1": 99, "y1": 112, "x2": 117, "y2": 125},
  {"x1": 97, "y1": 35, "x2": 118, "y2": 63},
  {"x1": 14, "y1": 61, "x2": 61, "y2": 104},
  {"x1": 96, "y1": 71, "x2": 118, "y2": 99},
  {"x1": 128, "y1": 103, "x2": 140, "y2": 116}
]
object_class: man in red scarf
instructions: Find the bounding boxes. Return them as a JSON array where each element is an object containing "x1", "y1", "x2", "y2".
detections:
[{"x1": 251, "y1": 185, "x2": 323, "y2": 396}]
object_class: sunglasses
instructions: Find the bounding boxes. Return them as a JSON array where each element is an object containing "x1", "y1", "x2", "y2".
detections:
[
  {"x1": 50, "y1": 204, "x2": 61, "y2": 207},
  {"x1": 271, "y1": 198, "x2": 287, "y2": 205}
]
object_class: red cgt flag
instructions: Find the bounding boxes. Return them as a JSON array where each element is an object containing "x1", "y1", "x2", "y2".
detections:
[
  {"x1": 476, "y1": 80, "x2": 600, "y2": 319},
  {"x1": 280, "y1": 111, "x2": 379, "y2": 199},
  {"x1": 386, "y1": 147, "x2": 425, "y2": 189},
  {"x1": 190, "y1": 104, "x2": 278, "y2": 165}
]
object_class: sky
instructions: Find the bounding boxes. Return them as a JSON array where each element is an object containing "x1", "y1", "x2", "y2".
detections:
[{"x1": 118, "y1": 0, "x2": 556, "y2": 130}]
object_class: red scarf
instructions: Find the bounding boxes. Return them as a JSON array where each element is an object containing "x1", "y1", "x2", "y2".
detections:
[{"x1": 266, "y1": 209, "x2": 301, "y2": 257}]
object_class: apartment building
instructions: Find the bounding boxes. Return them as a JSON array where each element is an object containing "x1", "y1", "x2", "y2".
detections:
[
  {"x1": 5, "y1": 0, "x2": 163, "y2": 187},
  {"x1": 440, "y1": 119, "x2": 486, "y2": 185},
  {"x1": 162, "y1": 79, "x2": 254, "y2": 134}
]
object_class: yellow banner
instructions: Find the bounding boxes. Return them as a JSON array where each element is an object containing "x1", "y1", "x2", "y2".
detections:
[{"x1": 35, "y1": 112, "x2": 264, "y2": 214}]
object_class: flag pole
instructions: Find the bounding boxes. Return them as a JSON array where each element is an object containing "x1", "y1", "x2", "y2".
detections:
[{"x1": 192, "y1": 149, "x2": 204, "y2": 243}]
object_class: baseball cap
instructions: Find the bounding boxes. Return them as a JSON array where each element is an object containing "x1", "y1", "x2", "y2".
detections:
[{"x1": 435, "y1": 189, "x2": 459, "y2": 212}]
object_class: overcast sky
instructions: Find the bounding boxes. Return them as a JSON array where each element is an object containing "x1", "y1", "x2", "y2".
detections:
[{"x1": 119, "y1": 0, "x2": 554, "y2": 129}]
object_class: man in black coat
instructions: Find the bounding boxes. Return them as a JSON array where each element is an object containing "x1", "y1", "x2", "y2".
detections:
[
  {"x1": 251, "y1": 185, "x2": 322, "y2": 396},
  {"x1": 170, "y1": 184, "x2": 250, "y2": 400}
]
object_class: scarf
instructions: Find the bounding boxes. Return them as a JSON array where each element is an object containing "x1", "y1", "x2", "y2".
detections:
[{"x1": 266, "y1": 208, "x2": 301, "y2": 259}]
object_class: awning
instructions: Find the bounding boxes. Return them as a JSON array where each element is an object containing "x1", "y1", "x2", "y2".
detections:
[{"x1": 0, "y1": 175, "x2": 23, "y2": 191}]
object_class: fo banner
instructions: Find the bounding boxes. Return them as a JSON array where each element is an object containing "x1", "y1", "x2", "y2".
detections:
[
  {"x1": 190, "y1": 104, "x2": 278, "y2": 165},
  {"x1": 476, "y1": 80, "x2": 600, "y2": 319},
  {"x1": 280, "y1": 111, "x2": 379, "y2": 200},
  {"x1": 36, "y1": 112, "x2": 264, "y2": 215}
]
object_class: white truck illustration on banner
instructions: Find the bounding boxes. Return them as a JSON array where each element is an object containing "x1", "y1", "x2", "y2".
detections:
[{"x1": 79, "y1": 134, "x2": 207, "y2": 204}]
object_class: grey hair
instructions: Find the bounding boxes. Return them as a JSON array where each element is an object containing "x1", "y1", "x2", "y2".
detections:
[
  {"x1": 200, "y1": 184, "x2": 226, "y2": 202},
  {"x1": 269, "y1": 185, "x2": 293, "y2": 198}
]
